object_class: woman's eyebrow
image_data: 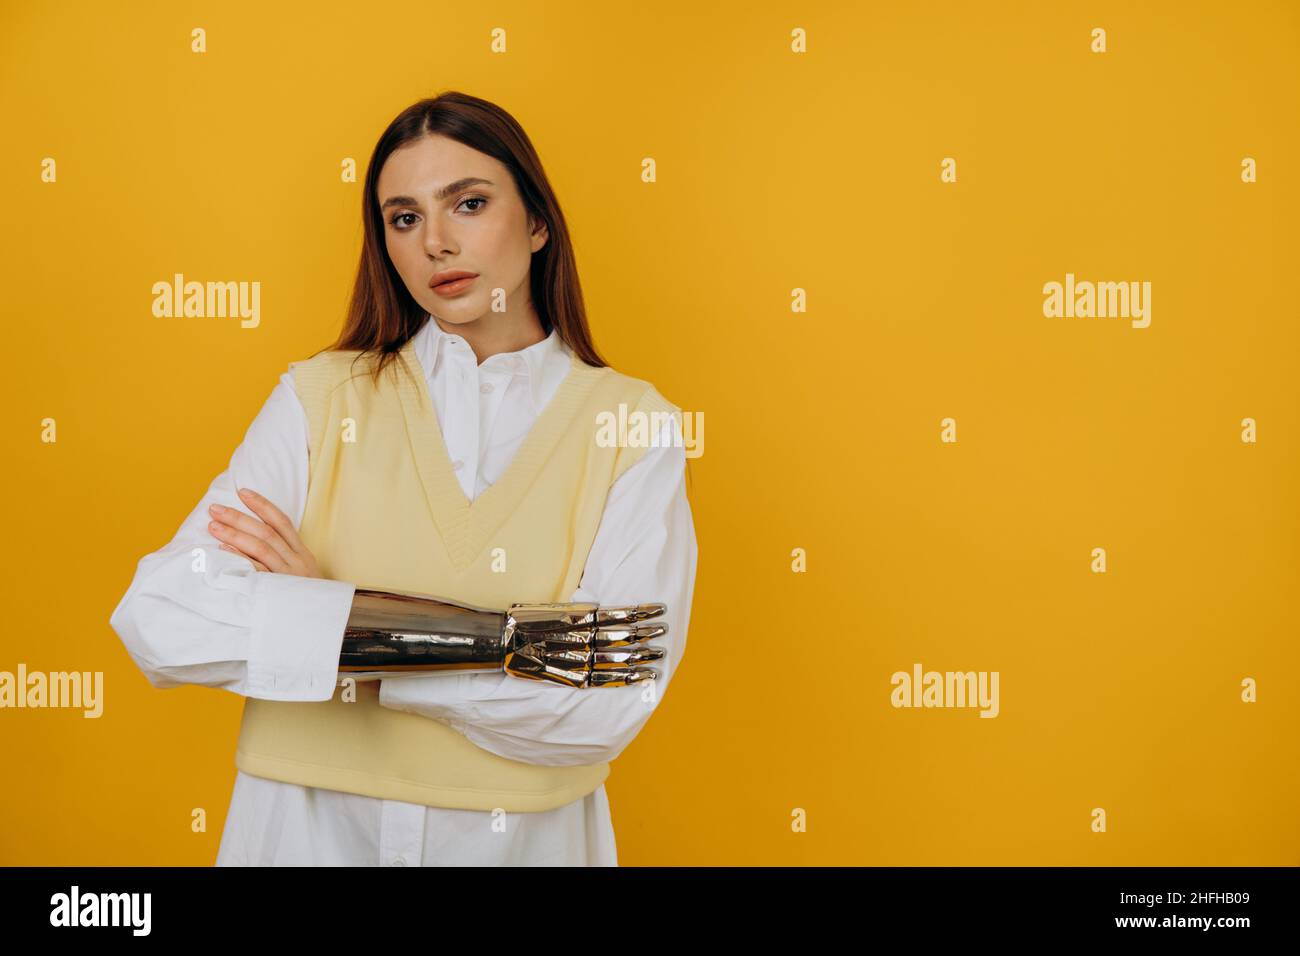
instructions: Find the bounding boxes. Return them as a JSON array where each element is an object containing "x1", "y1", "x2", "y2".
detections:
[{"x1": 380, "y1": 177, "x2": 495, "y2": 210}]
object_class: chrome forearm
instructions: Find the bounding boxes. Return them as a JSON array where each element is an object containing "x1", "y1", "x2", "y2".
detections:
[
  {"x1": 337, "y1": 587, "x2": 670, "y2": 689},
  {"x1": 339, "y1": 588, "x2": 506, "y2": 677}
]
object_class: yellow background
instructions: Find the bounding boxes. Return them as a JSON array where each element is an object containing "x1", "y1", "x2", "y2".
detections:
[{"x1": 1, "y1": 0, "x2": 1296, "y2": 865}]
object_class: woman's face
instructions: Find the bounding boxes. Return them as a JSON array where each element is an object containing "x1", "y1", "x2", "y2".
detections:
[{"x1": 376, "y1": 133, "x2": 548, "y2": 327}]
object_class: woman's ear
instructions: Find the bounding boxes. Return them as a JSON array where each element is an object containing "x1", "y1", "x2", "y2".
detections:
[{"x1": 529, "y1": 215, "x2": 549, "y2": 254}]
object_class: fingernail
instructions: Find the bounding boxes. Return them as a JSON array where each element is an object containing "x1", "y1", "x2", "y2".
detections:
[{"x1": 210, "y1": 504, "x2": 225, "y2": 514}]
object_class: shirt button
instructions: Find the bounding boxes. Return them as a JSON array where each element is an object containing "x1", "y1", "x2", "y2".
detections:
[
  {"x1": 391, "y1": 857, "x2": 406, "y2": 867},
  {"x1": 451, "y1": 459, "x2": 464, "y2": 471},
  {"x1": 480, "y1": 382, "x2": 494, "y2": 394}
]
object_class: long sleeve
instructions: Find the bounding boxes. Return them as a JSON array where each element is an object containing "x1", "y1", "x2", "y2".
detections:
[
  {"x1": 108, "y1": 370, "x2": 357, "y2": 702},
  {"x1": 378, "y1": 414, "x2": 698, "y2": 766}
]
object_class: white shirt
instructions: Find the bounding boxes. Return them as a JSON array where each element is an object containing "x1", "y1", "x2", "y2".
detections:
[{"x1": 108, "y1": 315, "x2": 698, "y2": 866}]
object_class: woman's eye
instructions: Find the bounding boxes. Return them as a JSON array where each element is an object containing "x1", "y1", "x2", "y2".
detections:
[{"x1": 389, "y1": 197, "x2": 486, "y2": 229}]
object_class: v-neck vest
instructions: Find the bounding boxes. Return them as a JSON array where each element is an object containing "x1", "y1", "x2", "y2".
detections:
[{"x1": 233, "y1": 336, "x2": 681, "y2": 812}]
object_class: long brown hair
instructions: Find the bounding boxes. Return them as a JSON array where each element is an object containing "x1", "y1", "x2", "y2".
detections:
[{"x1": 325, "y1": 91, "x2": 607, "y2": 386}]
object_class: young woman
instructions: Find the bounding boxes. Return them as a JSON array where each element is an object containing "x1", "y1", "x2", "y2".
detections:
[{"x1": 109, "y1": 91, "x2": 698, "y2": 866}]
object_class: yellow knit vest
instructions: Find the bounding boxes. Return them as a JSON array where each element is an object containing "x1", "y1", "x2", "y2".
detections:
[{"x1": 233, "y1": 335, "x2": 680, "y2": 812}]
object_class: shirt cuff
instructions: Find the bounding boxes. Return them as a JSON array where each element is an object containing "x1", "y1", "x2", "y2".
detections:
[{"x1": 246, "y1": 572, "x2": 356, "y2": 701}]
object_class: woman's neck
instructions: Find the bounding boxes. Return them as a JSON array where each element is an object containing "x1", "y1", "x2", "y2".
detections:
[{"x1": 431, "y1": 311, "x2": 547, "y2": 366}]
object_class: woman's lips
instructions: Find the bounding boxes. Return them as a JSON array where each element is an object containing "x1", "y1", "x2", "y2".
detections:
[{"x1": 431, "y1": 275, "x2": 477, "y2": 297}]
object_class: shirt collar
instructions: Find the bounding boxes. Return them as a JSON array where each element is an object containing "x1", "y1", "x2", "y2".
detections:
[{"x1": 412, "y1": 315, "x2": 567, "y2": 415}]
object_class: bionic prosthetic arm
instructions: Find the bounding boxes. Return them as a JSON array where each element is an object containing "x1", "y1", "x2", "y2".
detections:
[{"x1": 337, "y1": 588, "x2": 669, "y2": 689}]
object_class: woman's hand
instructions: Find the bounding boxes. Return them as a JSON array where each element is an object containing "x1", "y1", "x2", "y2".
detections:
[{"x1": 207, "y1": 487, "x2": 322, "y2": 577}]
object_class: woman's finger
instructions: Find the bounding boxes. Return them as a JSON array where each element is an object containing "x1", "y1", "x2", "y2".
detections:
[
  {"x1": 207, "y1": 504, "x2": 295, "y2": 569},
  {"x1": 237, "y1": 488, "x2": 309, "y2": 559},
  {"x1": 219, "y1": 542, "x2": 269, "y2": 573},
  {"x1": 208, "y1": 513, "x2": 290, "y2": 572}
]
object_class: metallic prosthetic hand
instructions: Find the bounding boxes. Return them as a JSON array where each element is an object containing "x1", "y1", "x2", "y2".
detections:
[{"x1": 337, "y1": 588, "x2": 669, "y2": 688}]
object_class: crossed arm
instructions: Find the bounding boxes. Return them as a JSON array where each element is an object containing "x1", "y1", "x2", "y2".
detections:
[{"x1": 109, "y1": 371, "x2": 698, "y2": 766}]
